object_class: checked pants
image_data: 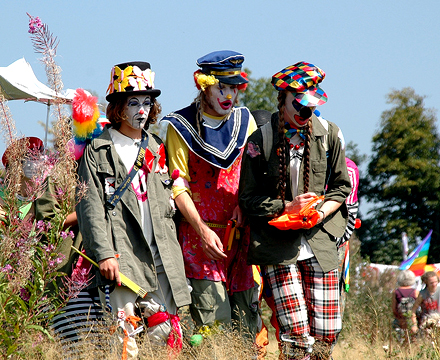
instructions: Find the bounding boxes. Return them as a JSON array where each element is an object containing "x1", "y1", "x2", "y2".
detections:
[{"x1": 264, "y1": 257, "x2": 341, "y2": 346}]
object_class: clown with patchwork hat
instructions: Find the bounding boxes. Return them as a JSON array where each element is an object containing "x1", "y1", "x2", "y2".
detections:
[
  {"x1": 162, "y1": 50, "x2": 259, "y2": 342},
  {"x1": 239, "y1": 61, "x2": 351, "y2": 360}
]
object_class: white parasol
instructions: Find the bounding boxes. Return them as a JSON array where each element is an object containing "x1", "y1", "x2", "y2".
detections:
[{"x1": 0, "y1": 57, "x2": 74, "y2": 147}]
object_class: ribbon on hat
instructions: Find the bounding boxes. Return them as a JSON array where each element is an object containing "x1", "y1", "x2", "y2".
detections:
[{"x1": 284, "y1": 122, "x2": 307, "y2": 140}]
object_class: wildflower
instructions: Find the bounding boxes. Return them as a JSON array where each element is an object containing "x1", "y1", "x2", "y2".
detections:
[
  {"x1": 60, "y1": 231, "x2": 68, "y2": 239},
  {"x1": 28, "y1": 16, "x2": 42, "y2": 34},
  {"x1": 1, "y1": 264, "x2": 13, "y2": 273},
  {"x1": 36, "y1": 220, "x2": 46, "y2": 231},
  {"x1": 20, "y1": 288, "x2": 30, "y2": 301},
  {"x1": 69, "y1": 230, "x2": 75, "y2": 239}
]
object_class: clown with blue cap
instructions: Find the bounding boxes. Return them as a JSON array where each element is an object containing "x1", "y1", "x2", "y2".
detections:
[
  {"x1": 239, "y1": 62, "x2": 351, "y2": 360},
  {"x1": 162, "y1": 50, "x2": 258, "y2": 342}
]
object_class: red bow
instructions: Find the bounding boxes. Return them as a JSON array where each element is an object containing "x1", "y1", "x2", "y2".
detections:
[{"x1": 144, "y1": 143, "x2": 166, "y2": 172}]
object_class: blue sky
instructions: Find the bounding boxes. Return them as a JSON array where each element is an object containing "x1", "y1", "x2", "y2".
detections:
[{"x1": 1, "y1": 0, "x2": 440, "y2": 172}]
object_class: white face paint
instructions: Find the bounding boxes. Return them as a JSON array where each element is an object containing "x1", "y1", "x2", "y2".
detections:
[
  {"x1": 205, "y1": 82, "x2": 238, "y2": 117},
  {"x1": 123, "y1": 95, "x2": 152, "y2": 130},
  {"x1": 284, "y1": 91, "x2": 315, "y2": 129},
  {"x1": 23, "y1": 158, "x2": 42, "y2": 179}
]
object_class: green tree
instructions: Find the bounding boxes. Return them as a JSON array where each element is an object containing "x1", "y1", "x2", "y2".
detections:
[
  {"x1": 360, "y1": 88, "x2": 440, "y2": 263},
  {"x1": 239, "y1": 68, "x2": 278, "y2": 113}
]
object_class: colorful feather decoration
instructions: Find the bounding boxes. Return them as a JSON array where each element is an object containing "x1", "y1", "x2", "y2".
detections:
[{"x1": 72, "y1": 89, "x2": 109, "y2": 159}]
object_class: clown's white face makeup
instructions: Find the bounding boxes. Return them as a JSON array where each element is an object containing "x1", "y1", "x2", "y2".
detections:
[
  {"x1": 123, "y1": 95, "x2": 152, "y2": 130},
  {"x1": 284, "y1": 91, "x2": 315, "y2": 129},
  {"x1": 204, "y1": 82, "x2": 238, "y2": 117}
]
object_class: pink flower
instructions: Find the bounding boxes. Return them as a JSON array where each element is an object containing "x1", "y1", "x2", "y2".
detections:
[
  {"x1": 28, "y1": 16, "x2": 42, "y2": 34},
  {"x1": 1, "y1": 264, "x2": 13, "y2": 273}
]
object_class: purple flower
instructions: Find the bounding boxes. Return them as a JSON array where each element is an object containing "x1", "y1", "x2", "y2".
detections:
[
  {"x1": 28, "y1": 16, "x2": 42, "y2": 34},
  {"x1": 36, "y1": 220, "x2": 46, "y2": 231},
  {"x1": 60, "y1": 231, "x2": 68, "y2": 239},
  {"x1": 1, "y1": 264, "x2": 13, "y2": 273},
  {"x1": 69, "y1": 231, "x2": 75, "y2": 239},
  {"x1": 20, "y1": 288, "x2": 30, "y2": 301}
]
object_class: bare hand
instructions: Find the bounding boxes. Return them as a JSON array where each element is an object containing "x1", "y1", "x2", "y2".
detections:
[
  {"x1": 284, "y1": 192, "x2": 317, "y2": 214},
  {"x1": 200, "y1": 226, "x2": 227, "y2": 261},
  {"x1": 98, "y1": 257, "x2": 121, "y2": 286},
  {"x1": 231, "y1": 206, "x2": 245, "y2": 228}
]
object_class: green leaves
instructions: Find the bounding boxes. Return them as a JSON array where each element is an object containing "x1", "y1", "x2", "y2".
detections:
[{"x1": 361, "y1": 87, "x2": 440, "y2": 263}]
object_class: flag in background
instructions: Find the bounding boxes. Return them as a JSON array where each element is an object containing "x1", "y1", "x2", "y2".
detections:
[{"x1": 399, "y1": 230, "x2": 432, "y2": 276}]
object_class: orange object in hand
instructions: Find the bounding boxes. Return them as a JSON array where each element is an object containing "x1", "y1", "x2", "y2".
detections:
[
  {"x1": 223, "y1": 219, "x2": 236, "y2": 250},
  {"x1": 268, "y1": 195, "x2": 325, "y2": 230}
]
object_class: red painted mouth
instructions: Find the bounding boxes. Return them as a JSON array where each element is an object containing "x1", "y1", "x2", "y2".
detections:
[
  {"x1": 294, "y1": 114, "x2": 309, "y2": 127},
  {"x1": 218, "y1": 99, "x2": 232, "y2": 110}
]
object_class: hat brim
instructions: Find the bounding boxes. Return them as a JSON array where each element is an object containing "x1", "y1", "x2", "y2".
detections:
[
  {"x1": 216, "y1": 74, "x2": 248, "y2": 85},
  {"x1": 294, "y1": 85, "x2": 328, "y2": 107},
  {"x1": 106, "y1": 89, "x2": 161, "y2": 102}
]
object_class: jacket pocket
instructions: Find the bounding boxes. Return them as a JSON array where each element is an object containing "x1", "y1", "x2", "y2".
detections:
[
  {"x1": 97, "y1": 161, "x2": 115, "y2": 176},
  {"x1": 191, "y1": 291, "x2": 215, "y2": 311},
  {"x1": 311, "y1": 159, "x2": 327, "y2": 190},
  {"x1": 97, "y1": 162, "x2": 116, "y2": 198}
]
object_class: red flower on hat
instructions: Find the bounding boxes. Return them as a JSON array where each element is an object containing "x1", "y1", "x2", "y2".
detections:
[{"x1": 237, "y1": 72, "x2": 248, "y2": 91}]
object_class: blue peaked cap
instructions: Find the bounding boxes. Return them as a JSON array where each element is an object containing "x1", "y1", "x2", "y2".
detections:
[{"x1": 196, "y1": 50, "x2": 248, "y2": 85}]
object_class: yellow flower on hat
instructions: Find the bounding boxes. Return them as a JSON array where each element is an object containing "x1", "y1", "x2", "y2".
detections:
[
  {"x1": 194, "y1": 72, "x2": 219, "y2": 91},
  {"x1": 113, "y1": 65, "x2": 133, "y2": 92}
]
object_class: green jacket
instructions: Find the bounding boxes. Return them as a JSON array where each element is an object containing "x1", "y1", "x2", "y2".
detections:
[
  {"x1": 76, "y1": 127, "x2": 191, "y2": 307},
  {"x1": 239, "y1": 113, "x2": 351, "y2": 273}
]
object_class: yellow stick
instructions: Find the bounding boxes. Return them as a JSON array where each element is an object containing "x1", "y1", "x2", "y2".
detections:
[{"x1": 71, "y1": 246, "x2": 148, "y2": 298}]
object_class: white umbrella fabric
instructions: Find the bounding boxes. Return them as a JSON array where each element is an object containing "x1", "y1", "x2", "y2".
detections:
[{"x1": 0, "y1": 58, "x2": 74, "y2": 147}]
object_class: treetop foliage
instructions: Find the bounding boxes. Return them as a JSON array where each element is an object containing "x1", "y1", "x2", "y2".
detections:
[{"x1": 360, "y1": 87, "x2": 440, "y2": 263}]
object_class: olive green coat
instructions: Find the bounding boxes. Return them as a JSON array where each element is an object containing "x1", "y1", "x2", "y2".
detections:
[
  {"x1": 239, "y1": 113, "x2": 351, "y2": 273},
  {"x1": 76, "y1": 128, "x2": 190, "y2": 307}
]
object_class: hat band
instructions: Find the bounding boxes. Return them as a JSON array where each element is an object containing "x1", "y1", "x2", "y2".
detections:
[
  {"x1": 209, "y1": 70, "x2": 241, "y2": 76},
  {"x1": 108, "y1": 65, "x2": 156, "y2": 95}
]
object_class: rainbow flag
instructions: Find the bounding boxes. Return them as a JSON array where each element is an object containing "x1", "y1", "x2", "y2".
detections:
[
  {"x1": 399, "y1": 230, "x2": 432, "y2": 276},
  {"x1": 344, "y1": 241, "x2": 350, "y2": 292}
]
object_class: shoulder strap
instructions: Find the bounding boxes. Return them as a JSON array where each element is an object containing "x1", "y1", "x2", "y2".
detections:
[
  {"x1": 105, "y1": 132, "x2": 149, "y2": 210},
  {"x1": 261, "y1": 121, "x2": 273, "y2": 162}
]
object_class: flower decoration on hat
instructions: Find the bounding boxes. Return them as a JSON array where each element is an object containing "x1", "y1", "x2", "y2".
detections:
[
  {"x1": 193, "y1": 70, "x2": 219, "y2": 91},
  {"x1": 237, "y1": 72, "x2": 248, "y2": 91},
  {"x1": 112, "y1": 65, "x2": 133, "y2": 93},
  {"x1": 129, "y1": 67, "x2": 155, "y2": 91},
  {"x1": 272, "y1": 61, "x2": 328, "y2": 107}
]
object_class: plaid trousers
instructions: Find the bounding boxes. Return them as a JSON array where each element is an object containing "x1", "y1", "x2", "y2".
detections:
[{"x1": 264, "y1": 257, "x2": 341, "y2": 345}]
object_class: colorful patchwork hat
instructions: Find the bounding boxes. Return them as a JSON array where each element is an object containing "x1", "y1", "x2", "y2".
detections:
[
  {"x1": 196, "y1": 50, "x2": 248, "y2": 85},
  {"x1": 106, "y1": 61, "x2": 161, "y2": 102},
  {"x1": 271, "y1": 61, "x2": 328, "y2": 107}
]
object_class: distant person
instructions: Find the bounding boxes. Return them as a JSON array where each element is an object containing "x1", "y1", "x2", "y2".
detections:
[
  {"x1": 1, "y1": 136, "x2": 45, "y2": 220},
  {"x1": 392, "y1": 270, "x2": 419, "y2": 330},
  {"x1": 411, "y1": 271, "x2": 440, "y2": 333}
]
